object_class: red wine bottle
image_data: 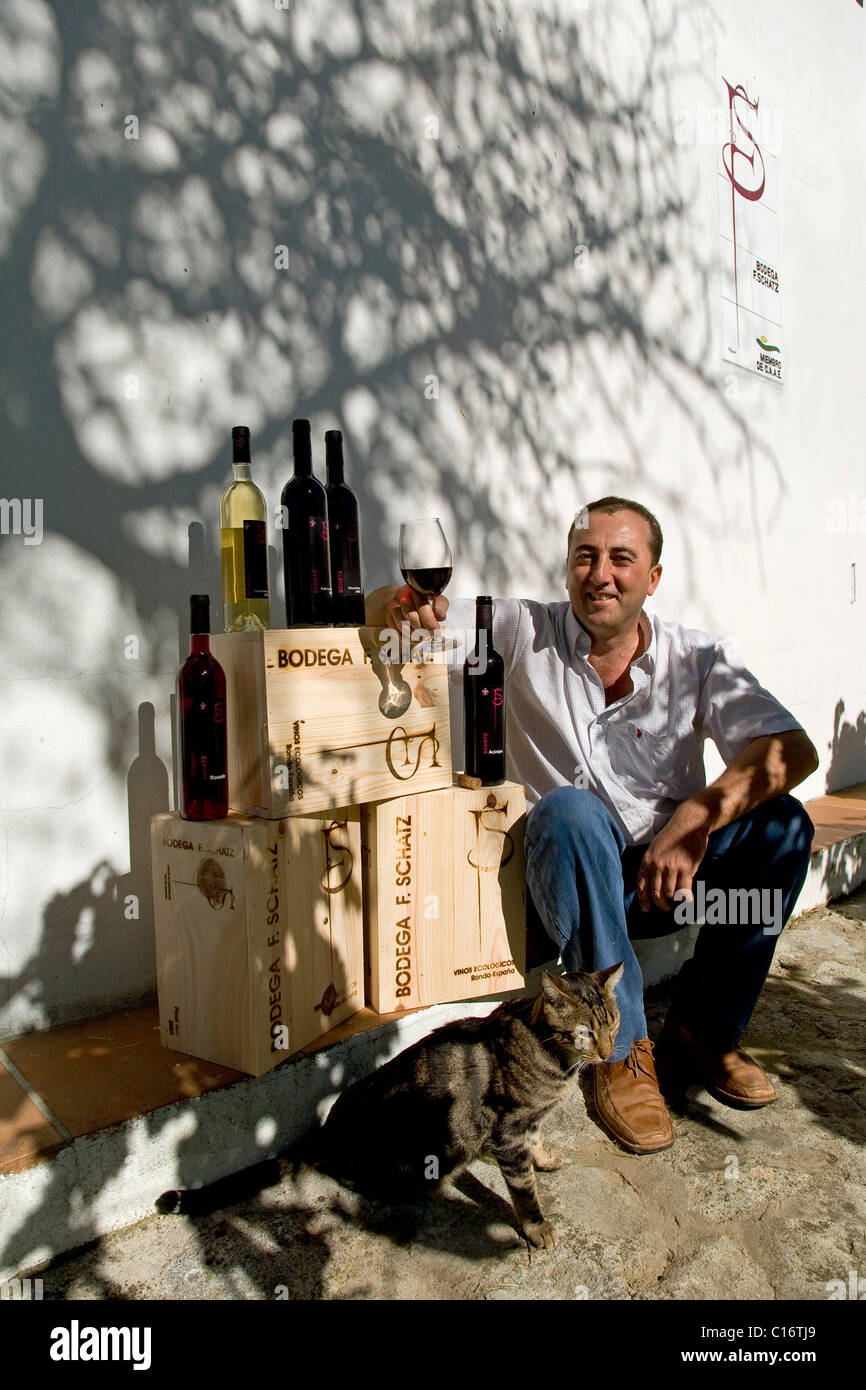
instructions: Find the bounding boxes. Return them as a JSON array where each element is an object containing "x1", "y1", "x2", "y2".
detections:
[
  {"x1": 177, "y1": 594, "x2": 228, "y2": 820},
  {"x1": 463, "y1": 595, "x2": 505, "y2": 784},
  {"x1": 325, "y1": 430, "x2": 366, "y2": 625},
  {"x1": 281, "y1": 418, "x2": 332, "y2": 626}
]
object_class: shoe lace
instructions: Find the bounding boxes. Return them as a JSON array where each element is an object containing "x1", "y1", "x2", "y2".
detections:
[{"x1": 624, "y1": 1039, "x2": 655, "y2": 1080}]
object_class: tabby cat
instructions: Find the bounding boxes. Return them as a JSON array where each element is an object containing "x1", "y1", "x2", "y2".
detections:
[{"x1": 316, "y1": 964, "x2": 623, "y2": 1249}]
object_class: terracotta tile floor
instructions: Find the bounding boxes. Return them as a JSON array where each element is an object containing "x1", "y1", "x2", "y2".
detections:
[
  {"x1": 801, "y1": 780, "x2": 866, "y2": 851},
  {"x1": 0, "y1": 787, "x2": 862, "y2": 1178},
  {"x1": 0, "y1": 1001, "x2": 420, "y2": 1176},
  {"x1": 0, "y1": 1058, "x2": 66, "y2": 1172}
]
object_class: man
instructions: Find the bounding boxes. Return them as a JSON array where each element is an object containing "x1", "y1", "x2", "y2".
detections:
[{"x1": 365, "y1": 498, "x2": 817, "y2": 1153}]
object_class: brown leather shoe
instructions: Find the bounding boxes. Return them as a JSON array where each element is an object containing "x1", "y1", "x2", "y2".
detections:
[
  {"x1": 659, "y1": 1018, "x2": 778, "y2": 1109},
  {"x1": 593, "y1": 1038, "x2": 674, "y2": 1153}
]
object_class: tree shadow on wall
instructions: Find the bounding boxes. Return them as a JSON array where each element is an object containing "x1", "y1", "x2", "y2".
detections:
[
  {"x1": 2, "y1": 0, "x2": 782, "y2": 629},
  {"x1": 809, "y1": 697, "x2": 866, "y2": 904},
  {"x1": 825, "y1": 699, "x2": 866, "y2": 796},
  {"x1": 0, "y1": 0, "x2": 792, "y2": 1296}
]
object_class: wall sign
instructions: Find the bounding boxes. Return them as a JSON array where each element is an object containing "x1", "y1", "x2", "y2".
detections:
[{"x1": 717, "y1": 56, "x2": 782, "y2": 383}]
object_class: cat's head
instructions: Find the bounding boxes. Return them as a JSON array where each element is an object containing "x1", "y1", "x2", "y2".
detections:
[{"x1": 536, "y1": 964, "x2": 623, "y2": 1063}]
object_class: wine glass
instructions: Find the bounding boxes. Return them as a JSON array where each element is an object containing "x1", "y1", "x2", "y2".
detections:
[
  {"x1": 399, "y1": 517, "x2": 453, "y2": 598},
  {"x1": 398, "y1": 517, "x2": 454, "y2": 657}
]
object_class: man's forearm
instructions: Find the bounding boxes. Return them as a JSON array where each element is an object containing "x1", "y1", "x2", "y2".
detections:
[{"x1": 670, "y1": 730, "x2": 819, "y2": 838}]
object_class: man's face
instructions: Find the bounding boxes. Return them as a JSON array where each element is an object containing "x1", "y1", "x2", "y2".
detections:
[{"x1": 566, "y1": 509, "x2": 661, "y2": 642}]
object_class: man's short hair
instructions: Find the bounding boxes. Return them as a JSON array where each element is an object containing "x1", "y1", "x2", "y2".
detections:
[{"x1": 568, "y1": 496, "x2": 663, "y2": 567}]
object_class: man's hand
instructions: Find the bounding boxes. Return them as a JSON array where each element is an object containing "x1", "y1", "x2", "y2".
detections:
[
  {"x1": 365, "y1": 583, "x2": 449, "y2": 634},
  {"x1": 636, "y1": 729, "x2": 819, "y2": 912},
  {"x1": 636, "y1": 807, "x2": 711, "y2": 912},
  {"x1": 386, "y1": 585, "x2": 448, "y2": 634}
]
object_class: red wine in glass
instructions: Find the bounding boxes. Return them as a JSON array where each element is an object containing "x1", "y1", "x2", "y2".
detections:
[
  {"x1": 398, "y1": 519, "x2": 453, "y2": 598},
  {"x1": 400, "y1": 565, "x2": 452, "y2": 597}
]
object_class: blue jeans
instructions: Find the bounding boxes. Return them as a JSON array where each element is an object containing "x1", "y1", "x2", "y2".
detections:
[{"x1": 524, "y1": 787, "x2": 814, "y2": 1062}]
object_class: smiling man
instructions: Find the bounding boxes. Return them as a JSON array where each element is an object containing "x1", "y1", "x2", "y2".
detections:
[{"x1": 366, "y1": 497, "x2": 817, "y2": 1154}]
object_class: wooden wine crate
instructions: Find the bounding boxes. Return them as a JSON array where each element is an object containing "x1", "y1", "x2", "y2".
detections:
[
  {"x1": 151, "y1": 808, "x2": 364, "y2": 1075},
  {"x1": 361, "y1": 780, "x2": 527, "y2": 1012},
  {"x1": 211, "y1": 627, "x2": 452, "y2": 819}
]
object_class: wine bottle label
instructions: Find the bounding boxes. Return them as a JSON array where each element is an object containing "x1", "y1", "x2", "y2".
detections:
[
  {"x1": 181, "y1": 695, "x2": 229, "y2": 816},
  {"x1": 308, "y1": 516, "x2": 331, "y2": 598},
  {"x1": 242, "y1": 519, "x2": 269, "y2": 599},
  {"x1": 464, "y1": 665, "x2": 505, "y2": 780},
  {"x1": 185, "y1": 704, "x2": 227, "y2": 776}
]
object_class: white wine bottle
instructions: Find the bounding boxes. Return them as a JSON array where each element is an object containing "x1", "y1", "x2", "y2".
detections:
[{"x1": 220, "y1": 426, "x2": 270, "y2": 632}]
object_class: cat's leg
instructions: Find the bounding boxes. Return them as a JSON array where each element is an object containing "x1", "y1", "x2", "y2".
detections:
[
  {"x1": 491, "y1": 1135, "x2": 558, "y2": 1249},
  {"x1": 528, "y1": 1126, "x2": 564, "y2": 1172}
]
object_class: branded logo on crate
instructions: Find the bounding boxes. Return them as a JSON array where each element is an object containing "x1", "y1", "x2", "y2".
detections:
[
  {"x1": 278, "y1": 720, "x2": 306, "y2": 802},
  {"x1": 394, "y1": 814, "x2": 413, "y2": 998},
  {"x1": 467, "y1": 795, "x2": 516, "y2": 947},
  {"x1": 266, "y1": 839, "x2": 287, "y2": 1053},
  {"x1": 196, "y1": 859, "x2": 235, "y2": 909},
  {"x1": 314, "y1": 981, "x2": 358, "y2": 1017},
  {"x1": 161, "y1": 856, "x2": 236, "y2": 909},
  {"x1": 320, "y1": 723, "x2": 444, "y2": 786},
  {"x1": 321, "y1": 819, "x2": 354, "y2": 894},
  {"x1": 453, "y1": 959, "x2": 518, "y2": 983},
  {"x1": 275, "y1": 645, "x2": 371, "y2": 668},
  {"x1": 314, "y1": 820, "x2": 357, "y2": 1017}
]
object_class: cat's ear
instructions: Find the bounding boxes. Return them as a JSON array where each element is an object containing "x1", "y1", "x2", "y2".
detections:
[
  {"x1": 541, "y1": 972, "x2": 572, "y2": 1006},
  {"x1": 593, "y1": 962, "x2": 624, "y2": 993}
]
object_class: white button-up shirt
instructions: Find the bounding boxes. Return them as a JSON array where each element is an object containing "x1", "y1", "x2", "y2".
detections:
[{"x1": 446, "y1": 598, "x2": 804, "y2": 845}]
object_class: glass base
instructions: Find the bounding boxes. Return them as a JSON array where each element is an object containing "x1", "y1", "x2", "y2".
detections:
[{"x1": 226, "y1": 609, "x2": 267, "y2": 633}]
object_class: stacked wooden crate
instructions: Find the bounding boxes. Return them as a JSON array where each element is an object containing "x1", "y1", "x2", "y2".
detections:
[
  {"x1": 150, "y1": 808, "x2": 364, "y2": 1075},
  {"x1": 361, "y1": 782, "x2": 527, "y2": 1012},
  {"x1": 152, "y1": 624, "x2": 526, "y2": 1075}
]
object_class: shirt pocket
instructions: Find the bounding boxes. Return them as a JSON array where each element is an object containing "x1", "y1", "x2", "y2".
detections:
[{"x1": 606, "y1": 725, "x2": 685, "y2": 798}]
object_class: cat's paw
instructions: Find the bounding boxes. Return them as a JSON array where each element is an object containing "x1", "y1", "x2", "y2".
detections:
[
  {"x1": 531, "y1": 1146, "x2": 564, "y2": 1171},
  {"x1": 523, "y1": 1219, "x2": 558, "y2": 1250}
]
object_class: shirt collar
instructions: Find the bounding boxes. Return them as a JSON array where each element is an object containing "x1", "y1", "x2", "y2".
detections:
[{"x1": 566, "y1": 605, "x2": 655, "y2": 671}]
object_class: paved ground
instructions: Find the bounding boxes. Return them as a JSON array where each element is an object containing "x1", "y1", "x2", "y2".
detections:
[{"x1": 32, "y1": 890, "x2": 866, "y2": 1301}]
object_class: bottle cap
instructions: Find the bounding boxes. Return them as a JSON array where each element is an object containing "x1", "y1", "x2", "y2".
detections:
[
  {"x1": 292, "y1": 418, "x2": 313, "y2": 472},
  {"x1": 325, "y1": 430, "x2": 344, "y2": 480},
  {"x1": 231, "y1": 426, "x2": 251, "y2": 463},
  {"x1": 189, "y1": 594, "x2": 210, "y2": 634}
]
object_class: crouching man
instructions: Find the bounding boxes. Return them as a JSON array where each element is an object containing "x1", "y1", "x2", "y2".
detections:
[{"x1": 366, "y1": 497, "x2": 817, "y2": 1152}]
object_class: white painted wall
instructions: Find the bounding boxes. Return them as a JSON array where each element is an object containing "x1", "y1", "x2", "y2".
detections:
[{"x1": 1, "y1": 0, "x2": 863, "y2": 1038}]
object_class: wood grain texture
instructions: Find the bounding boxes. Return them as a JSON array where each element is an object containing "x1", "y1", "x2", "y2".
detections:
[
  {"x1": 212, "y1": 627, "x2": 453, "y2": 818},
  {"x1": 361, "y1": 782, "x2": 527, "y2": 1012},
  {"x1": 151, "y1": 809, "x2": 364, "y2": 1074}
]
